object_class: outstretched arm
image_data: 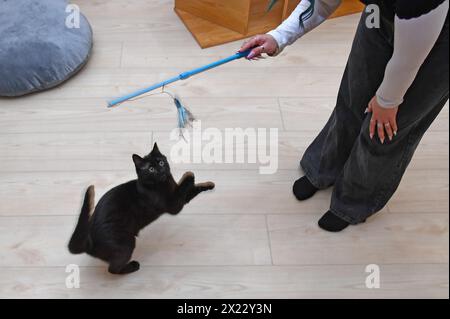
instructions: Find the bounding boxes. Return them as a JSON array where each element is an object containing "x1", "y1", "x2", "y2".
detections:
[
  {"x1": 240, "y1": 0, "x2": 341, "y2": 59},
  {"x1": 268, "y1": 0, "x2": 342, "y2": 54}
]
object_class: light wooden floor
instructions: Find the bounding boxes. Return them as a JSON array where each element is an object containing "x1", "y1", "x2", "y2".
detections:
[{"x1": 0, "y1": 0, "x2": 448, "y2": 299}]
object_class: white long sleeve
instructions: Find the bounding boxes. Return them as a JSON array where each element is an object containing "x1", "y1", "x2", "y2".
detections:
[
  {"x1": 267, "y1": 0, "x2": 342, "y2": 54},
  {"x1": 376, "y1": 0, "x2": 449, "y2": 108}
]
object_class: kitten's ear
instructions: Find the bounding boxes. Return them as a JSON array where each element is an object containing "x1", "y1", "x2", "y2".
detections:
[
  {"x1": 132, "y1": 154, "x2": 144, "y2": 168},
  {"x1": 151, "y1": 142, "x2": 162, "y2": 155}
]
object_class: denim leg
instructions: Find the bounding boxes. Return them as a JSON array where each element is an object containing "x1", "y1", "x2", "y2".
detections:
[
  {"x1": 301, "y1": 10, "x2": 394, "y2": 189},
  {"x1": 331, "y1": 19, "x2": 449, "y2": 224}
]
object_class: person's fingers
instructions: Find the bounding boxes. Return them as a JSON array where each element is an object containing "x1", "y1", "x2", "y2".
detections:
[
  {"x1": 240, "y1": 39, "x2": 255, "y2": 52},
  {"x1": 240, "y1": 39, "x2": 254, "y2": 51},
  {"x1": 377, "y1": 121, "x2": 385, "y2": 144},
  {"x1": 240, "y1": 36, "x2": 261, "y2": 52},
  {"x1": 365, "y1": 99, "x2": 375, "y2": 115},
  {"x1": 247, "y1": 45, "x2": 265, "y2": 60},
  {"x1": 384, "y1": 122, "x2": 394, "y2": 141},
  {"x1": 391, "y1": 119, "x2": 398, "y2": 137},
  {"x1": 369, "y1": 116, "x2": 376, "y2": 140}
]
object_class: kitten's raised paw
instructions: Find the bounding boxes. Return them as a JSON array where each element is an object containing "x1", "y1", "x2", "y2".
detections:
[
  {"x1": 128, "y1": 260, "x2": 140, "y2": 272},
  {"x1": 180, "y1": 171, "x2": 195, "y2": 184},
  {"x1": 197, "y1": 181, "x2": 215, "y2": 191}
]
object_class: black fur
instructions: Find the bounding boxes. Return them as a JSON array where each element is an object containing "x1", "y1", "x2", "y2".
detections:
[{"x1": 68, "y1": 143, "x2": 215, "y2": 275}]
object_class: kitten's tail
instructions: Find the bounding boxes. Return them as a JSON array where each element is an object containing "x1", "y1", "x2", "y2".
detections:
[{"x1": 68, "y1": 185, "x2": 95, "y2": 254}]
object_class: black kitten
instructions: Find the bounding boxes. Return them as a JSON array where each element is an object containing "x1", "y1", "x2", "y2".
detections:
[{"x1": 68, "y1": 143, "x2": 215, "y2": 275}]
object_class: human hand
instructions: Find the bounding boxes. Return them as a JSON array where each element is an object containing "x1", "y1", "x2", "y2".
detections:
[
  {"x1": 367, "y1": 96, "x2": 399, "y2": 144},
  {"x1": 239, "y1": 34, "x2": 279, "y2": 59}
]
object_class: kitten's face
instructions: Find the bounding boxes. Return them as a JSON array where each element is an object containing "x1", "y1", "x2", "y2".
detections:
[{"x1": 133, "y1": 143, "x2": 171, "y2": 184}]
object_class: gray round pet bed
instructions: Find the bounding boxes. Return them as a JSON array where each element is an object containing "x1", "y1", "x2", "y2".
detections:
[{"x1": 0, "y1": 0, "x2": 93, "y2": 97}]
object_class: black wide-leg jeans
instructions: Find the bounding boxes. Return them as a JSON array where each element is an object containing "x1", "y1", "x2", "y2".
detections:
[{"x1": 300, "y1": 9, "x2": 449, "y2": 224}]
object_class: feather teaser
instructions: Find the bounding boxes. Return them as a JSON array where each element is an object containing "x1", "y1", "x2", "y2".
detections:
[{"x1": 173, "y1": 96, "x2": 195, "y2": 130}]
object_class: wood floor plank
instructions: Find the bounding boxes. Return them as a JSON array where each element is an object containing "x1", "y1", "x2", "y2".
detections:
[
  {"x1": 0, "y1": 215, "x2": 271, "y2": 267},
  {"x1": 388, "y1": 170, "x2": 449, "y2": 214},
  {"x1": 279, "y1": 97, "x2": 336, "y2": 132},
  {"x1": 0, "y1": 127, "x2": 444, "y2": 173},
  {"x1": 0, "y1": 264, "x2": 447, "y2": 299},
  {"x1": 0, "y1": 97, "x2": 282, "y2": 134},
  {"x1": 2, "y1": 168, "x2": 445, "y2": 217},
  {"x1": 429, "y1": 103, "x2": 449, "y2": 132},
  {"x1": 268, "y1": 213, "x2": 449, "y2": 265},
  {"x1": 0, "y1": 66, "x2": 343, "y2": 101},
  {"x1": 411, "y1": 130, "x2": 449, "y2": 170},
  {"x1": 0, "y1": 132, "x2": 152, "y2": 172},
  {"x1": 88, "y1": 40, "x2": 123, "y2": 69},
  {"x1": 0, "y1": 170, "x2": 332, "y2": 216},
  {"x1": 0, "y1": 130, "x2": 308, "y2": 172}
]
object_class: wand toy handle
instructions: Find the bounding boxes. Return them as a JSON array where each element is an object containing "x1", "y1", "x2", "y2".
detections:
[{"x1": 107, "y1": 49, "x2": 252, "y2": 108}]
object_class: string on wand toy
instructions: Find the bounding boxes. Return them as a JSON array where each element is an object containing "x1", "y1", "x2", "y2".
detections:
[
  {"x1": 125, "y1": 85, "x2": 195, "y2": 137},
  {"x1": 107, "y1": 49, "x2": 252, "y2": 133}
]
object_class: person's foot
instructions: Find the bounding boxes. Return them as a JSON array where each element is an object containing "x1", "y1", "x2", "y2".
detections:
[
  {"x1": 318, "y1": 211, "x2": 350, "y2": 232},
  {"x1": 293, "y1": 176, "x2": 318, "y2": 201}
]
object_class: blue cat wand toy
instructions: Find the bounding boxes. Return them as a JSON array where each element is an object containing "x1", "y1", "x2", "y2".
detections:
[{"x1": 107, "y1": 49, "x2": 253, "y2": 129}]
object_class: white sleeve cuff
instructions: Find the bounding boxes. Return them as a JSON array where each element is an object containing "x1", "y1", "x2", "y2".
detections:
[
  {"x1": 376, "y1": 93, "x2": 403, "y2": 109},
  {"x1": 266, "y1": 0, "x2": 341, "y2": 55},
  {"x1": 267, "y1": 30, "x2": 285, "y2": 56}
]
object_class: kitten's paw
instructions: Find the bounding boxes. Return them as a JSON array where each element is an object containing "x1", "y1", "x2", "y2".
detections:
[
  {"x1": 128, "y1": 261, "x2": 140, "y2": 272},
  {"x1": 198, "y1": 181, "x2": 215, "y2": 191},
  {"x1": 180, "y1": 171, "x2": 195, "y2": 184},
  {"x1": 108, "y1": 260, "x2": 140, "y2": 275}
]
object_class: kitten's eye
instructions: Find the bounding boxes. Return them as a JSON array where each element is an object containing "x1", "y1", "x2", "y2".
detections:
[
  {"x1": 148, "y1": 167, "x2": 155, "y2": 173},
  {"x1": 159, "y1": 161, "x2": 165, "y2": 167}
]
